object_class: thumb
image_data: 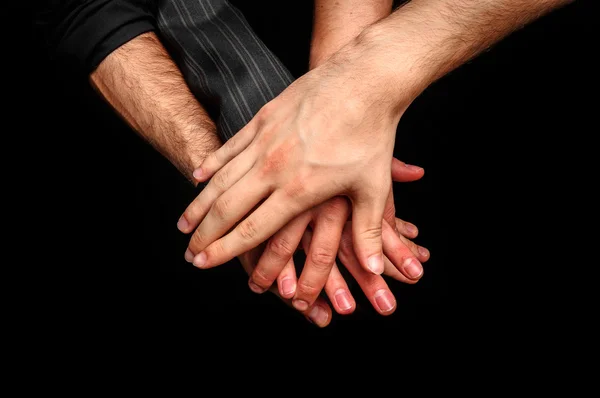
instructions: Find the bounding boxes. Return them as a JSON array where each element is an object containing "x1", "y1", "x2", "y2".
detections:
[
  {"x1": 351, "y1": 192, "x2": 387, "y2": 275},
  {"x1": 391, "y1": 158, "x2": 424, "y2": 182}
]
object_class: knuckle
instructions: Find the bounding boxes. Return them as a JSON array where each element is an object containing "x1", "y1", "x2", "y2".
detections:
[
  {"x1": 268, "y1": 237, "x2": 295, "y2": 259},
  {"x1": 238, "y1": 218, "x2": 259, "y2": 241},
  {"x1": 401, "y1": 236, "x2": 417, "y2": 251},
  {"x1": 212, "y1": 169, "x2": 229, "y2": 190},
  {"x1": 297, "y1": 280, "x2": 321, "y2": 298},
  {"x1": 324, "y1": 197, "x2": 348, "y2": 215},
  {"x1": 261, "y1": 151, "x2": 287, "y2": 175},
  {"x1": 214, "y1": 147, "x2": 227, "y2": 163},
  {"x1": 207, "y1": 239, "x2": 225, "y2": 258},
  {"x1": 360, "y1": 226, "x2": 383, "y2": 241},
  {"x1": 212, "y1": 197, "x2": 230, "y2": 220},
  {"x1": 257, "y1": 102, "x2": 275, "y2": 122},
  {"x1": 224, "y1": 136, "x2": 237, "y2": 151},
  {"x1": 252, "y1": 267, "x2": 275, "y2": 288},
  {"x1": 207, "y1": 151, "x2": 221, "y2": 167},
  {"x1": 189, "y1": 231, "x2": 207, "y2": 252},
  {"x1": 282, "y1": 177, "x2": 306, "y2": 199},
  {"x1": 363, "y1": 275, "x2": 383, "y2": 292},
  {"x1": 309, "y1": 248, "x2": 336, "y2": 271}
]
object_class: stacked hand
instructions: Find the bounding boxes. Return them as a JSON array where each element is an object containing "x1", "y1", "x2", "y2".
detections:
[{"x1": 176, "y1": 51, "x2": 425, "y2": 326}]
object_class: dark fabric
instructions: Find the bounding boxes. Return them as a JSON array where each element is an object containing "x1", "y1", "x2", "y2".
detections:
[
  {"x1": 156, "y1": 0, "x2": 294, "y2": 141},
  {"x1": 36, "y1": 0, "x2": 295, "y2": 141},
  {"x1": 35, "y1": 0, "x2": 155, "y2": 73}
]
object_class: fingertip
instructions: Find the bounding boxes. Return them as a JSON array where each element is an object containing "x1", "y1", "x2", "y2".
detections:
[
  {"x1": 192, "y1": 251, "x2": 207, "y2": 268},
  {"x1": 418, "y1": 246, "x2": 430, "y2": 261},
  {"x1": 177, "y1": 216, "x2": 189, "y2": 232},
  {"x1": 184, "y1": 249, "x2": 194, "y2": 263},
  {"x1": 367, "y1": 253, "x2": 384, "y2": 275},
  {"x1": 279, "y1": 277, "x2": 296, "y2": 298},
  {"x1": 306, "y1": 305, "x2": 330, "y2": 327},
  {"x1": 403, "y1": 258, "x2": 423, "y2": 280},
  {"x1": 404, "y1": 163, "x2": 424, "y2": 173},
  {"x1": 374, "y1": 289, "x2": 396, "y2": 315},
  {"x1": 333, "y1": 289, "x2": 355, "y2": 314},
  {"x1": 248, "y1": 279, "x2": 266, "y2": 294},
  {"x1": 403, "y1": 222, "x2": 418, "y2": 237},
  {"x1": 192, "y1": 167, "x2": 206, "y2": 181}
]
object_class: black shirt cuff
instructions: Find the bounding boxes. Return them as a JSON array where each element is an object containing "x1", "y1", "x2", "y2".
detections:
[{"x1": 52, "y1": 0, "x2": 156, "y2": 74}]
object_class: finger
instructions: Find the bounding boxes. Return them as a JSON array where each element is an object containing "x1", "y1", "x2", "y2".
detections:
[
  {"x1": 382, "y1": 186, "x2": 397, "y2": 228},
  {"x1": 188, "y1": 171, "x2": 269, "y2": 256},
  {"x1": 276, "y1": 269, "x2": 333, "y2": 328},
  {"x1": 193, "y1": 121, "x2": 258, "y2": 182},
  {"x1": 178, "y1": 150, "x2": 256, "y2": 234},
  {"x1": 193, "y1": 190, "x2": 305, "y2": 269},
  {"x1": 324, "y1": 263, "x2": 356, "y2": 315},
  {"x1": 303, "y1": 300, "x2": 332, "y2": 327},
  {"x1": 338, "y1": 223, "x2": 396, "y2": 315},
  {"x1": 249, "y1": 212, "x2": 311, "y2": 293},
  {"x1": 293, "y1": 198, "x2": 349, "y2": 311},
  {"x1": 351, "y1": 190, "x2": 387, "y2": 275},
  {"x1": 395, "y1": 218, "x2": 419, "y2": 239},
  {"x1": 276, "y1": 259, "x2": 298, "y2": 299},
  {"x1": 398, "y1": 233, "x2": 430, "y2": 263},
  {"x1": 382, "y1": 219, "x2": 424, "y2": 281},
  {"x1": 272, "y1": 276, "x2": 334, "y2": 328},
  {"x1": 271, "y1": 277, "x2": 333, "y2": 328},
  {"x1": 382, "y1": 256, "x2": 414, "y2": 283},
  {"x1": 300, "y1": 228, "x2": 313, "y2": 252},
  {"x1": 391, "y1": 158, "x2": 424, "y2": 182},
  {"x1": 237, "y1": 250, "x2": 331, "y2": 327}
]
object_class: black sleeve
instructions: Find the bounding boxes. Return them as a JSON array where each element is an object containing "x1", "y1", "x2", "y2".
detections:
[{"x1": 35, "y1": 0, "x2": 156, "y2": 74}]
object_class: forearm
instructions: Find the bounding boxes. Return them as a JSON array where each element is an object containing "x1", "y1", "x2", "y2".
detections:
[
  {"x1": 90, "y1": 32, "x2": 221, "y2": 182},
  {"x1": 310, "y1": 0, "x2": 393, "y2": 69},
  {"x1": 332, "y1": 0, "x2": 574, "y2": 107}
]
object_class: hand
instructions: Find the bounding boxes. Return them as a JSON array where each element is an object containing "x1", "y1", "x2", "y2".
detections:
[
  {"x1": 236, "y1": 245, "x2": 335, "y2": 327},
  {"x1": 178, "y1": 53, "x2": 411, "y2": 275},
  {"x1": 226, "y1": 211, "x2": 429, "y2": 328},
  {"x1": 246, "y1": 158, "x2": 428, "y2": 313}
]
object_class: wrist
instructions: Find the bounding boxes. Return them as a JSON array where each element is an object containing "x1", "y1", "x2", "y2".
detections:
[{"x1": 177, "y1": 121, "x2": 221, "y2": 183}]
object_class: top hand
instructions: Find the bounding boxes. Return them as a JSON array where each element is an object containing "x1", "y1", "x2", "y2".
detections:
[{"x1": 177, "y1": 50, "x2": 410, "y2": 275}]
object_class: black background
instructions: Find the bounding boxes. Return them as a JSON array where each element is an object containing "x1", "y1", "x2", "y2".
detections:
[{"x1": 15, "y1": 1, "x2": 594, "y2": 341}]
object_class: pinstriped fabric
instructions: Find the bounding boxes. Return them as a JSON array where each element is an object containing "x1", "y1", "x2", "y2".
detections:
[{"x1": 156, "y1": 0, "x2": 294, "y2": 142}]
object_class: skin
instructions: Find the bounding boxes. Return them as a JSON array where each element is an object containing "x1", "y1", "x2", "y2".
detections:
[
  {"x1": 181, "y1": 0, "x2": 573, "y2": 285},
  {"x1": 90, "y1": 30, "x2": 430, "y2": 327},
  {"x1": 241, "y1": 0, "x2": 426, "y2": 314}
]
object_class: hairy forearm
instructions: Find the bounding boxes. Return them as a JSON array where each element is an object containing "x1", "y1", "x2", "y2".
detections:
[
  {"x1": 332, "y1": 0, "x2": 574, "y2": 107},
  {"x1": 310, "y1": 0, "x2": 393, "y2": 69},
  {"x1": 90, "y1": 32, "x2": 221, "y2": 182}
]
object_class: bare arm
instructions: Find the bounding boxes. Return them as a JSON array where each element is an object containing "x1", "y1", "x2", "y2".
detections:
[
  {"x1": 90, "y1": 32, "x2": 221, "y2": 183},
  {"x1": 336, "y1": 0, "x2": 575, "y2": 103},
  {"x1": 310, "y1": 0, "x2": 393, "y2": 69}
]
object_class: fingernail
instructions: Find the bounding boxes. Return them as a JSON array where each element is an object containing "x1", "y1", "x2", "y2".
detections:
[
  {"x1": 193, "y1": 252, "x2": 207, "y2": 268},
  {"x1": 293, "y1": 299, "x2": 309, "y2": 311},
  {"x1": 374, "y1": 289, "x2": 396, "y2": 313},
  {"x1": 192, "y1": 168, "x2": 203, "y2": 180},
  {"x1": 334, "y1": 289, "x2": 353, "y2": 311},
  {"x1": 405, "y1": 164, "x2": 423, "y2": 172},
  {"x1": 367, "y1": 254, "x2": 384, "y2": 275},
  {"x1": 248, "y1": 280, "x2": 265, "y2": 294},
  {"x1": 177, "y1": 216, "x2": 189, "y2": 232},
  {"x1": 403, "y1": 258, "x2": 423, "y2": 279},
  {"x1": 418, "y1": 246, "x2": 430, "y2": 258},
  {"x1": 184, "y1": 249, "x2": 194, "y2": 263},
  {"x1": 308, "y1": 306, "x2": 329, "y2": 327},
  {"x1": 281, "y1": 278, "x2": 296, "y2": 296},
  {"x1": 405, "y1": 223, "x2": 418, "y2": 235}
]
